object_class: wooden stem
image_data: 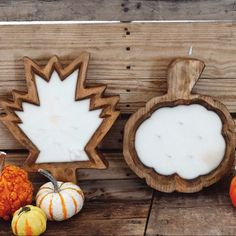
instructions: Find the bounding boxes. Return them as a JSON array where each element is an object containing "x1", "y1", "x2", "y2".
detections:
[
  {"x1": 167, "y1": 58, "x2": 205, "y2": 99},
  {"x1": 0, "y1": 152, "x2": 6, "y2": 174},
  {"x1": 38, "y1": 169, "x2": 60, "y2": 192}
]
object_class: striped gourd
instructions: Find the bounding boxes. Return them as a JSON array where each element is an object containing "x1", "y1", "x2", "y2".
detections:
[
  {"x1": 11, "y1": 205, "x2": 47, "y2": 236},
  {"x1": 36, "y1": 169, "x2": 84, "y2": 221}
]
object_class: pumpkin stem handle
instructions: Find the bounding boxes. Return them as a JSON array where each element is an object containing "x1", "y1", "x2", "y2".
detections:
[
  {"x1": 0, "y1": 152, "x2": 6, "y2": 174},
  {"x1": 38, "y1": 169, "x2": 60, "y2": 192},
  {"x1": 167, "y1": 58, "x2": 205, "y2": 100}
]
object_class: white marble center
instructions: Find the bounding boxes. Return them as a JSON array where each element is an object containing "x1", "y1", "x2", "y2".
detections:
[
  {"x1": 135, "y1": 104, "x2": 226, "y2": 179},
  {"x1": 16, "y1": 70, "x2": 103, "y2": 163}
]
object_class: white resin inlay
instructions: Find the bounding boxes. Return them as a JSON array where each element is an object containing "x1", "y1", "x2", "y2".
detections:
[
  {"x1": 135, "y1": 104, "x2": 226, "y2": 179},
  {"x1": 16, "y1": 70, "x2": 103, "y2": 163}
]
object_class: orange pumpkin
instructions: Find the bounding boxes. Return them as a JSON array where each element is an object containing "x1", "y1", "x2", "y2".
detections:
[
  {"x1": 0, "y1": 152, "x2": 33, "y2": 220},
  {"x1": 229, "y1": 176, "x2": 236, "y2": 207}
]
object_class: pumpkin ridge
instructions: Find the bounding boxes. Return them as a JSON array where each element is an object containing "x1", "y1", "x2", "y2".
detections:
[
  {"x1": 61, "y1": 187, "x2": 84, "y2": 200},
  {"x1": 39, "y1": 211, "x2": 47, "y2": 221},
  {"x1": 13, "y1": 214, "x2": 20, "y2": 235},
  {"x1": 38, "y1": 192, "x2": 51, "y2": 208},
  {"x1": 25, "y1": 218, "x2": 33, "y2": 236},
  {"x1": 59, "y1": 193, "x2": 67, "y2": 220},
  {"x1": 68, "y1": 192, "x2": 78, "y2": 214},
  {"x1": 36, "y1": 188, "x2": 53, "y2": 199},
  {"x1": 33, "y1": 209, "x2": 47, "y2": 223},
  {"x1": 48, "y1": 196, "x2": 54, "y2": 220}
]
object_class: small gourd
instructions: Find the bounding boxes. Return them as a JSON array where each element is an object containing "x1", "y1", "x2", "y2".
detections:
[
  {"x1": 0, "y1": 152, "x2": 33, "y2": 220},
  {"x1": 36, "y1": 169, "x2": 84, "y2": 221},
  {"x1": 11, "y1": 205, "x2": 47, "y2": 236},
  {"x1": 230, "y1": 176, "x2": 236, "y2": 207}
]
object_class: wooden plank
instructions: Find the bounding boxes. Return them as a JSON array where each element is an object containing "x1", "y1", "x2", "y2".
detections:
[
  {"x1": 2, "y1": 153, "x2": 236, "y2": 234},
  {"x1": 0, "y1": 24, "x2": 236, "y2": 95},
  {"x1": 0, "y1": 203, "x2": 148, "y2": 235},
  {"x1": 5, "y1": 151, "x2": 136, "y2": 182},
  {"x1": 77, "y1": 153, "x2": 136, "y2": 181},
  {"x1": 146, "y1": 176, "x2": 236, "y2": 235},
  {"x1": 0, "y1": 179, "x2": 153, "y2": 236},
  {"x1": 2, "y1": 151, "x2": 153, "y2": 235},
  {"x1": 0, "y1": 0, "x2": 236, "y2": 21},
  {"x1": 6, "y1": 151, "x2": 236, "y2": 183},
  {"x1": 0, "y1": 23, "x2": 236, "y2": 149},
  {"x1": 0, "y1": 23, "x2": 236, "y2": 78},
  {"x1": 1, "y1": 23, "x2": 236, "y2": 149},
  {"x1": 2, "y1": 78, "x2": 236, "y2": 114},
  {"x1": 0, "y1": 24, "x2": 234, "y2": 75}
]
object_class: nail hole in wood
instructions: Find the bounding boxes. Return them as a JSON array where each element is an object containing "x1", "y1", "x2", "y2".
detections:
[
  {"x1": 124, "y1": 27, "x2": 128, "y2": 31},
  {"x1": 126, "y1": 31, "x2": 130, "y2": 35},
  {"x1": 126, "y1": 104, "x2": 130, "y2": 107},
  {"x1": 126, "y1": 65, "x2": 131, "y2": 69},
  {"x1": 126, "y1": 89, "x2": 131, "y2": 92},
  {"x1": 136, "y1": 2, "x2": 141, "y2": 9},
  {"x1": 126, "y1": 47, "x2": 130, "y2": 51}
]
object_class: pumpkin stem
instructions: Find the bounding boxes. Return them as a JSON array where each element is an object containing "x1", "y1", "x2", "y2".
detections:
[
  {"x1": 18, "y1": 206, "x2": 31, "y2": 215},
  {"x1": 0, "y1": 152, "x2": 6, "y2": 174},
  {"x1": 38, "y1": 169, "x2": 60, "y2": 192}
]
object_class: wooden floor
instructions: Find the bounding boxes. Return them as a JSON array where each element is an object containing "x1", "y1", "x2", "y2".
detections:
[
  {"x1": 0, "y1": 152, "x2": 153, "y2": 235},
  {"x1": 1, "y1": 1, "x2": 236, "y2": 235},
  {"x1": 0, "y1": 152, "x2": 235, "y2": 235}
]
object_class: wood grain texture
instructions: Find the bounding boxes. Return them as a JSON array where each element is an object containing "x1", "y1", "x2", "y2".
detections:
[
  {"x1": 124, "y1": 58, "x2": 235, "y2": 193},
  {"x1": 0, "y1": 0, "x2": 236, "y2": 21},
  {"x1": 0, "y1": 179, "x2": 153, "y2": 236},
  {"x1": 3, "y1": 150, "x2": 236, "y2": 235},
  {"x1": 0, "y1": 150, "x2": 153, "y2": 235},
  {"x1": 146, "y1": 176, "x2": 236, "y2": 236},
  {"x1": 1, "y1": 22, "x2": 236, "y2": 151},
  {"x1": 4, "y1": 151, "x2": 136, "y2": 182},
  {"x1": 0, "y1": 22, "x2": 236, "y2": 235},
  {"x1": 0, "y1": 203, "x2": 149, "y2": 236}
]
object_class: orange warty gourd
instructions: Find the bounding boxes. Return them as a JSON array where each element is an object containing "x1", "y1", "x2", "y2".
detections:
[
  {"x1": 0, "y1": 152, "x2": 33, "y2": 220},
  {"x1": 230, "y1": 176, "x2": 236, "y2": 207}
]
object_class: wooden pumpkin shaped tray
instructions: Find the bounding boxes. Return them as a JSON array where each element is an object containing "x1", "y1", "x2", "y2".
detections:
[{"x1": 123, "y1": 58, "x2": 235, "y2": 193}]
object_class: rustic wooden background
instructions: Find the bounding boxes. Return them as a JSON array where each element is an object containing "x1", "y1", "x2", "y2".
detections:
[{"x1": 1, "y1": 1, "x2": 236, "y2": 236}]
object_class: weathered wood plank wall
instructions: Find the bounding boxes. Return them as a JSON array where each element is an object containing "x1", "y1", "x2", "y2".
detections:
[
  {"x1": 1, "y1": 23, "x2": 236, "y2": 150},
  {"x1": 0, "y1": 22, "x2": 236, "y2": 235},
  {"x1": 1, "y1": 1, "x2": 236, "y2": 235},
  {"x1": 0, "y1": 0, "x2": 236, "y2": 21}
]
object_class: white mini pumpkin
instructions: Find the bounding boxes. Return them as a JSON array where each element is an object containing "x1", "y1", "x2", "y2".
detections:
[{"x1": 36, "y1": 169, "x2": 84, "y2": 221}]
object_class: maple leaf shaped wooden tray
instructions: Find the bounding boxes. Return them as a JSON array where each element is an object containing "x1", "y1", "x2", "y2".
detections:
[
  {"x1": 0, "y1": 53, "x2": 120, "y2": 182},
  {"x1": 123, "y1": 58, "x2": 235, "y2": 193}
]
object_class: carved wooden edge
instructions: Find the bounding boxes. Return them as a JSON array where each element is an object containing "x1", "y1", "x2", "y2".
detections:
[
  {"x1": 0, "y1": 53, "x2": 120, "y2": 182},
  {"x1": 123, "y1": 58, "x2": 236, "y2": 193}
]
